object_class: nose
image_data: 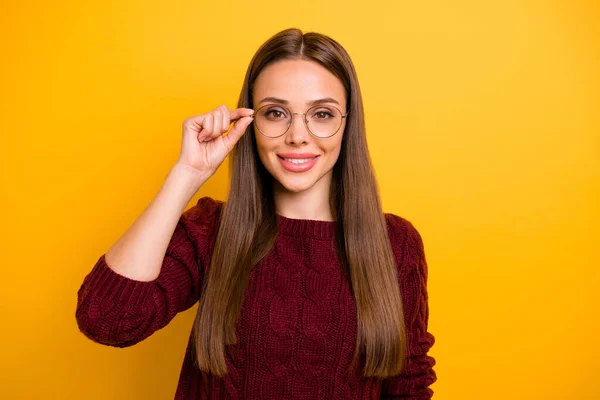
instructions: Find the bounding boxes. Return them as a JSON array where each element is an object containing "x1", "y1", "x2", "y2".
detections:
[{"x1": 285, "y1": 113, "x2": 311, "y2": 144}]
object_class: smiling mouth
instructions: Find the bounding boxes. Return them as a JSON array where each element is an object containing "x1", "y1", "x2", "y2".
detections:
[
  {"x1": 276, "y1": 155, "x2": 320, "y2": 172},
  {"x1": 277, "y1": 155, "x2": 318, "y2": 164}
]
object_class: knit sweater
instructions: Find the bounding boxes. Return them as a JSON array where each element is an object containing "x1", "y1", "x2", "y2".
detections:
[{"x1": 76, "y1": 196, "x2": 437, "y2": 399}]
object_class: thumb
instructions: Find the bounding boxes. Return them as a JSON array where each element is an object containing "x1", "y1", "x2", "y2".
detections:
[{"x1": 222, "y1": 115, "x2": 253, "y2": 151}]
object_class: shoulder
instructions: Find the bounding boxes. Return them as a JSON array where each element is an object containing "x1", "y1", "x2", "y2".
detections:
[
  {"x1": 384, "y1": 212, "x2": 424, "y2": 253},
  {"x1": 384, "y1": 212, "x2": 426, "y2": 278},
  {"x1": 180, "y1": 196, "x2": 225, "y2": 238}
]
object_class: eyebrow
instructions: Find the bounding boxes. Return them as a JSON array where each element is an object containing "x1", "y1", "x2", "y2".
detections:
[{"x1": 258, "y1": 96, "x2": 340, "y2": 106}]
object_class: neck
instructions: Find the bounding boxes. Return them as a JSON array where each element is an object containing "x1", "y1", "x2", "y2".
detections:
[{"x1": 273, "y1": 172, "x2": 334, "y2": 221}]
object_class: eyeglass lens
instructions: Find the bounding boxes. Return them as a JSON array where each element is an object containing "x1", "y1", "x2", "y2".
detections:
[{"x1": 254, "y1": 105, "x2": 343, "y2": 138}]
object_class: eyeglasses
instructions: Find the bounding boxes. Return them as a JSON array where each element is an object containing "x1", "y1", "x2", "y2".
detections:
[{"x1": 249, "y1": 104, "x2": 349, "y2": 138}]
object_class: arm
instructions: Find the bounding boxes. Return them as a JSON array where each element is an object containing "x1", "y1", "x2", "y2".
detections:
[
  {"x1": 75, "y1": 165, "x2": 221, "y2": 347},
  {"x1": 381, "y1": 216, "x2": 437, "y2": 399},
  {"x1": 103, "y1": 163, "x2": 210, "y2": 282}
]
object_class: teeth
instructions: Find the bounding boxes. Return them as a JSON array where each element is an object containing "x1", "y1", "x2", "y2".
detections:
[{"x1": 284, "y1": 158, "x2": 313, "y2": 164}]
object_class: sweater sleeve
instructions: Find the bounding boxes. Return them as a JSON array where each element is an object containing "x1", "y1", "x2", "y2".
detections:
[
  {"x1": 381, "y1": 214, "x2": 437, "y2": 399},
  {"x1": 75, "y1": 196, "x2": 222, "y2": 347}
]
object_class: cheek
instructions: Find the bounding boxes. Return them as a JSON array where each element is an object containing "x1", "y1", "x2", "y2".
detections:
[
  {"x1": 254, "y1": 134, "x2": 275, "y2": 169},
  {"x1": 325, "y1": 137, "x2": 343, "y2": 161}
]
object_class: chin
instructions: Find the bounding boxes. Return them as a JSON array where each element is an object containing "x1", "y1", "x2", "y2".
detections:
[{"x1": 275, "y1": 175, "x2": 316, "y2": 193}]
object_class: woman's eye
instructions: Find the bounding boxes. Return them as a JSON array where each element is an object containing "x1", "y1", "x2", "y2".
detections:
[
  {"x1": 315, "y1": 111, "x2": 333, "y2": 119},
  {"x1": 267, "y1": 110, "x2": 285, "y2": 118}
]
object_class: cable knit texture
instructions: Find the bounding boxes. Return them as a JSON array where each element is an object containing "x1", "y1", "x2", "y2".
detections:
[{"x1": 76, "y1": 196, "x2": 437, "y2": 399}]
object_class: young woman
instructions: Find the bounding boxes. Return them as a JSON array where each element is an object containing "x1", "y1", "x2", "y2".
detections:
[{"x1": 76, "y1": 28, "x2": 437, "y2": 399}]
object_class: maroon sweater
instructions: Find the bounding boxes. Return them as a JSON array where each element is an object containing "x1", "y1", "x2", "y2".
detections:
[{"x1": 76, "y1": 196, "x2": 436, "y2": 399}]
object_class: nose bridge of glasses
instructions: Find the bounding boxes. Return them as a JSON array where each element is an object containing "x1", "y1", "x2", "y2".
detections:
[
  {"x1": 288, "y1": 111, "x2": 309, "y2": 128},
  {"x1": 278, "y1": 110, "x2": 309, "y2": 140},
  {"x1": 290, "y1": 111, "x2": 308, "y2": 122}
]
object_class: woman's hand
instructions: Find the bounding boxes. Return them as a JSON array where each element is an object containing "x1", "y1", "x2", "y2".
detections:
[{"x1": 176, "y1": 104, "x2": 254, "y2": 176}]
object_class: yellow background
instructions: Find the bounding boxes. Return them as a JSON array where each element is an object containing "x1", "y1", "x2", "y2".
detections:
[{"x1": 1, "y1": 0, "x2": 598, "y2": 398}]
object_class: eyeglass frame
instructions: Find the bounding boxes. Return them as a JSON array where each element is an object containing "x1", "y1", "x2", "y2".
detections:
[{"x1": 248, "y1": 104, "x2": 350, "y2": 139}]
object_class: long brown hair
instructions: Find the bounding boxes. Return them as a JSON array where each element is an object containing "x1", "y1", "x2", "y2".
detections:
[{"x1": 192, "y1": 28, "x2": 406, "y2": 378}]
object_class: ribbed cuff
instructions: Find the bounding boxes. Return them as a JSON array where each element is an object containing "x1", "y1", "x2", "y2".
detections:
[{"x1": 78, "y1": 254, "x2": 155, "y2": 316}]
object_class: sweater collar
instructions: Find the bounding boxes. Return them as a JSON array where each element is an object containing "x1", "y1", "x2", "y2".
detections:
[{"x1": 276, "y1": 213, "x2": 337, "y2": 239}]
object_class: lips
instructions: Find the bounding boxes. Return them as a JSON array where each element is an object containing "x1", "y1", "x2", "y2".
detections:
[
  {"x1": 277, "y1": 153, "x2": 319, "y2": 159},
  {"x1": 277, "y1": 154, "x2": 320, "y2": 172}
]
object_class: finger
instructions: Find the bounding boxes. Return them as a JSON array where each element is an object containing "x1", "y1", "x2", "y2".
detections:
[
  {"x1": 199, "y1": 114, "x2": 213, "y2": 141},
  {"x1": 222, "y1": 116, "x2": 253, "y2": 151},
  {"x1": 213, "y1": 109, "x2": 222, "y2": 137},
  {"x1": 230, "y1": 108, "x2": 255, "y2": 121},
  {"x1": 183, "y1": 114, "x2": 205, "y2": 134},
  {"x1": 220, "y1": 105, "x2": 229, "y2": 132}
]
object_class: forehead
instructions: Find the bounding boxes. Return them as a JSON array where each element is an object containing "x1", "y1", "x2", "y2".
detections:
[{"x1": 252, "y1": 59, "x2": 346, "y2": 106}]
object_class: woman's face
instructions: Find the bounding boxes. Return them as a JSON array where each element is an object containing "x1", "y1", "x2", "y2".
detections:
[{"x1": 252, "y1": 59, "x2": 347, "y2": 193}]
